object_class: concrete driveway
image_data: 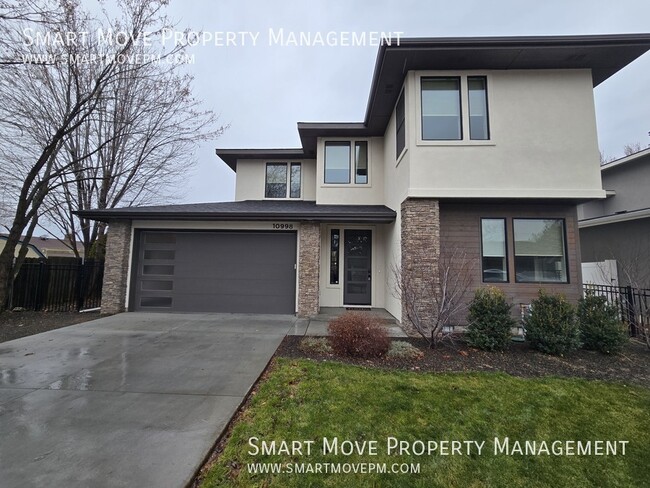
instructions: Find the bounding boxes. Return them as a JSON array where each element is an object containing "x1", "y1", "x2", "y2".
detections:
[{"x1": 0, "y1": 312, "x2": 296, "y2": 487}]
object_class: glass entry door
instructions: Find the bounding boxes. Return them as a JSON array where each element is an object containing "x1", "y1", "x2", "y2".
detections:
[{"x1": 344, "y1": 230, "x2": 372, "y2": 305}]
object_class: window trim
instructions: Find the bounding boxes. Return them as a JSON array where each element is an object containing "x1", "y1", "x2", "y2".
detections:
[
  {"x1": 264, "y1": 162, "x2": 301, "y2": 200},
  {"x1": 420, "y1": 76, "x2": 463, "y2": 141},
  {"x1": 512, "y1": 217, "x2": 569, "y2": 284},
  {"x1": 415, "y1": 72, "x2": 495, "y2": 147},
  {"x1": 480, "y1": 217, "x2": 509, "y2": 283},
  {"x1": 322, "y1": 139, "x2": 371, "y2": 186}
]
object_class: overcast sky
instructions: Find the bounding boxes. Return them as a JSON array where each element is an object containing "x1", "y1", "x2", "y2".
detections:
[{"x1": 160, "y1": 0, "x2": 650, "y2": 204}]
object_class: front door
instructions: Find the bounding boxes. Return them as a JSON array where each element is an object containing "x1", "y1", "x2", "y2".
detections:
[{"x1": 344, "y1": 230, "x2": 372, "y2": 305}]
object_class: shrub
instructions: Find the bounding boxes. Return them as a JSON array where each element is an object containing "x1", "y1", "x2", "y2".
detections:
[
  {"x1": 299, "y1": 337, "x2": 333, "y2": 355},
  {"x1": 524, "y1": 291, "x2": 581, "y2": 355},
  {"x1": 465, "y1": 286, "x2": 516, "y2": 351},
  {"x1": 577, "y1": 293, "x2": 628, "y2": 354},
  {"x1": 386, "y1": 341, "x2": 424, "y2": 360},
  {"x1": 328, "y1": 312, "x2": 390, "y2": 359}
]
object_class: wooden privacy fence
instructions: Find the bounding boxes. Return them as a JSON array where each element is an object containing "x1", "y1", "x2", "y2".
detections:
[
  {"x1": 583, "y1": 283, "x2": 650, "y2": 337},
  {"x1": 9, "y1": 258, "x2": 105, "y2": 312}
]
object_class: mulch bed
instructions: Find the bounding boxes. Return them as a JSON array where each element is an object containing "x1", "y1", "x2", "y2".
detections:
[
  {"x1": 0, "y1": 311, "x2": 101, "y2": 343},
  {"x1": 277, "y1": 335, "x2": 650, "y2": 388}
]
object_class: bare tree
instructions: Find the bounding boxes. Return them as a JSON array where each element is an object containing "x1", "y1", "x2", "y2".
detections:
[
  {"x1": 0, "y1": 0, "x2": 181, "y2": 309},
  {"x1": 599, "y1": 149, "x2": 615, "y2": 165},
  {"x1": 393, "y1": 249, "x2": 474, "y2": 348},
  {"x1": 41, "y1": 44, "x2": 224, "y2": 259},
  {"x1": 623, "y1": 142, "x2": 643, "y2": 156}
]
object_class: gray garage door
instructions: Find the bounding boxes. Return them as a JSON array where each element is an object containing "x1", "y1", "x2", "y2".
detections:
[{"x1": 131, "y1": 231, "x2": 297, "y2": 314}]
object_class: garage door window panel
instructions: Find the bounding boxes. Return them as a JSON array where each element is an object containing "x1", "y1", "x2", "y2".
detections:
[
  {"x1": 143, "y1": 264, "x2": 174, "y2": 275},
  {"x1": 140, "y1": 297, "x2": 172, "y2": 308}
]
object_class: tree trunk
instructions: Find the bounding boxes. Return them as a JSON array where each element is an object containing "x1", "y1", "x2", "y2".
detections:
[{"x1": 0, "y1": 237, "x2": 17, "y2": 311}]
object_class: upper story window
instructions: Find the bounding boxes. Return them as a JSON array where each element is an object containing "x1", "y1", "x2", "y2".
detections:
[
  {"x1": 421, "y1": 77, "x2": 462, "y2": 140},
  {"x1": 395, "y1": 91, "x2": 405, "y2": 158},
  {"x1": 420, "y1": 75, "x2": 490, "y2": 142},
  {"x1": 355, "y1": 141, "x2": 368, "y2": 184},
  {"x1": 468, "y1": 76, "x2": 489, "y2": 140},
  {"x1": 265, "y1": 162, "x2": 301, "y2": 199},
  {"x1": 324, "y1": 141, "x2": 369, "y2": 185}
]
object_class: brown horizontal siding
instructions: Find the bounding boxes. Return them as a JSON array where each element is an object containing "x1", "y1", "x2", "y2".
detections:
[{"x1": 440, "y1": 202, "x2": 583, "y2": 326}]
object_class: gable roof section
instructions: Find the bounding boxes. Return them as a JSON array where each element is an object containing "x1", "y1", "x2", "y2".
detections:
[
  {"x1": 217, "y1": 34, "x2": 650, "y2": 168},
  {"x1": 75, "y1": 200, "x2": 397, "y2": 223}
]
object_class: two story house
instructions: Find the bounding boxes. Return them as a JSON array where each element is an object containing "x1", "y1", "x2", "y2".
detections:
[{"x1": 80, "y1": 34, "x2": 650, "y2": 325}]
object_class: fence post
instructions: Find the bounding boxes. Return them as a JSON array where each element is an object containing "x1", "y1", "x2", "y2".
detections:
[
  {"x1": 74, "y1": 259, "x2": 85, "y2": 311},
  {"x1": 34, "y1": 261, "x2": 45, "y2": 311},
  {"x1": 626, "y1": 285, "x2": 638, "y2": 337}
]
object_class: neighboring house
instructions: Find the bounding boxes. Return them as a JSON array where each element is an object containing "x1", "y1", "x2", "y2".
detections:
[
  {"x1": 0, "y1": 235, "x2": 45, "y2": 259},
  {"x1": 579, "y1": 148, "x2": 650, "y2": 288},
  {"x1": 78, "y1": 34, "x2": 650, "y2": 323},
  {"x1": 0, "y1": 234, "x2": 81, "y2": 259}
]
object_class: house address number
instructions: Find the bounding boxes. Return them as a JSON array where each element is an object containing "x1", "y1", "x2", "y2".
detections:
[{"x1": 272, "y1": 223, "x2": 294, "y2": 230}]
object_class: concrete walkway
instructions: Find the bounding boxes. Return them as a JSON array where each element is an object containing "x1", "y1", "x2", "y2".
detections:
[
  {"x1": 0, "y1": 312, "x2": 294, "y2": 488},
  {"x1": 288, "y1": 308, "x2": 407, "y2": 338}
]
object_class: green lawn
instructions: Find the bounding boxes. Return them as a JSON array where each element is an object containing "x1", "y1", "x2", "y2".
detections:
[{"x1": 201, "y1": 358, "x2": 650, "y2": 487}]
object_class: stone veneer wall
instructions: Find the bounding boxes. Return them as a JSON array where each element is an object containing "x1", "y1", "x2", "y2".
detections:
[
  {"x1": 101, "y1": 220, "x2": 132, "y2": 314},
  {"x1": 400, "y1": 199, "x2": 441, "y2": 332},
  {"x1": 297, "y1": 223, "x2": 321, "y2": 317}
]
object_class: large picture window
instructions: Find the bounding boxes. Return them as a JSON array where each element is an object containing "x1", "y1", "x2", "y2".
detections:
[
  {"x1": 481, "y1": 218, "x2": 507, "y2": 282},
  {"x1": 421, "y1": 77, "x2": 461, "y2": 140},
  {"x1": 265, "y1": 163, "x2": 300, "y2": 199},
  {"x1": 514, "y1": 219, "x2": 568, "y2": 283}
]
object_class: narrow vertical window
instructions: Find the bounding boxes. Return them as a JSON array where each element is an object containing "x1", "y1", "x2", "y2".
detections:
[
  {"x1": 265, "y1": 163, "x2": 287, "y2": 198},
  {"x1": 481, "y1": 218, "x2": 507, "y2": 282},
  {"x1": 395, "y1": 91, "x2": 405, "y2": 158},
  {"x1": 468, "y1": 77, "x2": 489, "y2": 140},
  {"x1": 421, "y1": 77, "x2": 461, "y2": 140},
  {"x1": 355, "y1": 141, "x2": 368, "y2": 184},
  {"x1": 324, "y1": 142, "x2": 350, "y2": 184},
  {"x1": 330, "y1": 229, "x2": 340, "y2": 284},
  {"x1": 290, "y1": 163, "x2": 301, "y2": 198}
]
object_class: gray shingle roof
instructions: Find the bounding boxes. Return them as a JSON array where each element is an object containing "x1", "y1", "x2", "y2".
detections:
[{"x1": 75, "y1": 200, "x2": 396, "y2": 223}]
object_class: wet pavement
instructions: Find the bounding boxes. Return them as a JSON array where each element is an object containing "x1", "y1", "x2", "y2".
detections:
[{"x1": 0, "y1": 312, "x2": 294, "y2": 487}]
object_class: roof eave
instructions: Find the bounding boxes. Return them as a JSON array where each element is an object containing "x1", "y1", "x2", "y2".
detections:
[{"x1": 75, "y1": 210, "x2": 396, "y2": 224}]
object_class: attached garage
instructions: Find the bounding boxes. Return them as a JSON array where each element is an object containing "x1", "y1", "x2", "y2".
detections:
[{"x1": 130, "y1": 230, "x2": 297, "y2": 314}]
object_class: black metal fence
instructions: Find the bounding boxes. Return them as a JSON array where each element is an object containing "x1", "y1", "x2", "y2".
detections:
[
  {"x1": 583, "y1": 283, "x2": 650, "y2": 336},
  {"x1": 9, "y1": 258, "x2": 104, "y2": 312}
]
